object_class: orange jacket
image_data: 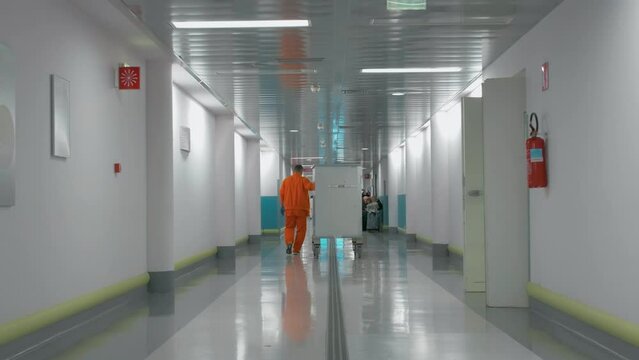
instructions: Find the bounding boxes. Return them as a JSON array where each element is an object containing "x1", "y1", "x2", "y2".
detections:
[{"x1": 280, "y1": 173, "x2": 316, "y2": 215}]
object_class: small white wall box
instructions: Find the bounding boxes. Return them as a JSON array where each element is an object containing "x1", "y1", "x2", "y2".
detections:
[{"x1": 179, "y1": 126, "x2": 191, "y2": 152}]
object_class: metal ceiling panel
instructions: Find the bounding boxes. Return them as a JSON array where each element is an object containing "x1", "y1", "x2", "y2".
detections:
[{"x1": 121, "y1": 0, "x2": 563, "y2": 166}]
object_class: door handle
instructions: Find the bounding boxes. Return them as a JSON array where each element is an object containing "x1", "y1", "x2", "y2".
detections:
[{"x1": 467, "y1": 190, "x2": 483, "y2": 197}]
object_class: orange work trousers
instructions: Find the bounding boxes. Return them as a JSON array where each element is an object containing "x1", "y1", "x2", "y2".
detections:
[{"x1": 285, "y1": 210, "x2": 308, "y2": 253}]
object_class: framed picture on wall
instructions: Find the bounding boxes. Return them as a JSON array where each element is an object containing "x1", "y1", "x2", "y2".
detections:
[{"x1": 51, "y1": 74, "x2": 71, "y2": 158}]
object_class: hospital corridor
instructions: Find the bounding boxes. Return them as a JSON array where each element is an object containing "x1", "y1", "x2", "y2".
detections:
[{"x1": 1, "y1": 0, "x2": 638, "y2": 359}]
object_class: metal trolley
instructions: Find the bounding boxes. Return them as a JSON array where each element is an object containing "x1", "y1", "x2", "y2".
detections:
[{"x1": 311, "y1": 165, "x2": 364, "y2": 258}]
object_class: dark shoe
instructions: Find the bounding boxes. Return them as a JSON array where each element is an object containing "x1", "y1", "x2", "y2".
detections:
[
  {"x1": 292, "y1": 252, "x2": 300, "y2": 256},
  {"x1": 286, "y1": 244, "x2": 293, "y2": 255}
]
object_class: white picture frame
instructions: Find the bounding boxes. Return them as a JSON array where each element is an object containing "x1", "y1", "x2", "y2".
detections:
[{"x1": 51, "y1": 75, "x2": 71, "y2": 158}]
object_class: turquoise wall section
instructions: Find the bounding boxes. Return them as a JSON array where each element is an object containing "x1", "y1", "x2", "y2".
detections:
[
  {"x1": 398, "y1": 194, "x2": 406, "y2": 230},
  {"x1": 261, "y1": 196, "x2": 282, "y2": 230},
  {"x1": 379, "y1": 195, "x2": 389, "y2": 227}
]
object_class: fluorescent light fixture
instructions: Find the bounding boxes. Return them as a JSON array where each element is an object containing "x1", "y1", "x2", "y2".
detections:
[
  {"x1": 391, "y1": 92, "x2": 405, "y2": 96},
  {"x1": 291, "y1": 156, "x2": 323, "y2": 160},
  {"x1": 172, "y1": 20, "x2": 310, "y2": 29},
  {"x1": 289, "y1": 129, "x2": 299, "y2": 133},
  {"x1": 399, "y1": 141, "x2": 406, "y2": 148},
  {"x1": 362, "y1": 147, "x2": 369, "y2": 151},
  {"x1": 362, "y1": 67, "x2": 462, "y2": 74},
  {"x1": 387, "y1": 0, "x2": 426, "y2": 11},
  {"x1": 420, "y1": 119, "x2": 431, "y2": 129},
  {"x1": 214, "y1": 69, "x2": 317, "y2": 75}
]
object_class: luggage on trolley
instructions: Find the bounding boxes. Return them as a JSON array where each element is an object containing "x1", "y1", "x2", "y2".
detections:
[{"x1": 366, "y1": 211, "x2": 381, "y2": 231}]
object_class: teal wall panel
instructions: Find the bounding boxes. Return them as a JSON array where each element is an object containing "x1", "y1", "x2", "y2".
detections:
[
  {"x1": 379, "y1": 195, "x2": 389, "y2": 226},
  {"x1": 398, "y1": 194, "x2": 406, "y2": 229},
  {"x1": 261, "y1": 196, "x2": 282, "y2": 230}
]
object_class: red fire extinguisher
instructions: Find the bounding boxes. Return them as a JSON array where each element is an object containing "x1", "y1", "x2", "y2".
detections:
[{"x1": 526, "y1": 113, "x2": 548, "y2": 188}]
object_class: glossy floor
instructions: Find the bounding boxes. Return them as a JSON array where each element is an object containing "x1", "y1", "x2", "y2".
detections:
[{"x1": 12, "y1": 233, "x2": 598, "y2": 360}]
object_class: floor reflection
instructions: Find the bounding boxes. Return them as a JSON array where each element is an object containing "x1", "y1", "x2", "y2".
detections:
[
  {"x1": 5, "y1": 234, "x2": 610, "y2": 360},
  {"x1": 282, "y1": 256, "x2": 311, "y2": 343}
]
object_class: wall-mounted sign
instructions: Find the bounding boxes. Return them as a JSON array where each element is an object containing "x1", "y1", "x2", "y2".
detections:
[
  {"x1": 179, "y1": 126, "x2": 191, "y2": 152},
  {"x1": 0, "y1": 43, "x2": 16, "y2": 207},
  {"x1": 542, "y1": 62, "x2": 550, "y2": 91},
  {"x1": 118, "y1": 65, "x2": 141, "y2": 90}
]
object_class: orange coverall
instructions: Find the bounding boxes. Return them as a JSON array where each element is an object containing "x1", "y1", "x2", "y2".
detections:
[{"x1": 280, "y1": 172, "x2": 316, "y2": 252}]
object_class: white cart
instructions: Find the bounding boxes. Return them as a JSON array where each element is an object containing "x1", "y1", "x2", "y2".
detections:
[{"x1": 311, "y1": 165, "x2": 363, "y2": 258}]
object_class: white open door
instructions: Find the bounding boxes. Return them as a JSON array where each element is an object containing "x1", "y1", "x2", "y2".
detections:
[
  {"x1": 462, "y1": 97, "x2": 486, "y2": 293},
  {"x1": 483, "y1": 76, "x2": 529, "y2": 308}
]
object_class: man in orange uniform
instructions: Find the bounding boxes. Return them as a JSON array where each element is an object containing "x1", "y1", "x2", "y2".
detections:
[{"x1": 280, "y1": 164, "x2": 316, "y2": 255}]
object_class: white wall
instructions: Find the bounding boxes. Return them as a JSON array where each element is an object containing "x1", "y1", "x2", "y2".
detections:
[
  {"x1": 260, "y1": 150, "x2": 280, "y2": 196},
  {"x1": 387, "y1": 146, "x2": 404, "y2": 227},
  {"x1": 172, "y1": 85, "x2": 216, "y2": 262},
  {"x1": 214, "y1": 116, "x2": 235, "y2": 247},
  {"x1": 405, "y1": 130, "x2": 424, "y2": 235},
  {"x1": 234, "y1": 133, "x2": 248, "y2": 242},
  {"x1": 246, "y1": 141, "x2": 261, "y2": 235},
  {"x1": 484, "y1": 0, "x2": 639, "y2": 321},
  {"x1": 417, "y1": 126, "x2": 434, "y2": 240},
  {"x1": 147, "y1": 59, "x2": 174, "y2": 274},
  {"x1": 431, "y1": 113, "x2": 450, "y2": 245},
  {"x1": 0, "y1": 0, "x2": 146, "y2": 324},
  {"x1": 427, "y1": 106, "x2": 464, "y2": 248},
  {"x1": 447, "y1": 104, "x2": 464, "y2": 252}
]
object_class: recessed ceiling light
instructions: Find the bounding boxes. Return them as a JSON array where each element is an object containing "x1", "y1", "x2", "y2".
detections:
[
  {"x1": 289, "y1": 129, "x2": 299, "y2": 133},
  {"x1": 361, "y1": 67, "x2": 462, "y2": 74},
  {"x1": 172, "y1": 20, "x2": 310, "y2": 29},
  {"x1": 392, "y1": 92, "x2": 405, "y2": 96}
]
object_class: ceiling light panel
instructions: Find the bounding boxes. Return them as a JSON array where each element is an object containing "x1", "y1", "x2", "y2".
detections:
[
  {"x1": 387, "y1": 0, "x2": 426, "y2": 11},
  {"x1": 172, "y1": 20, "x2": 310, "y2": 29},
  {"x1": 361, "y1": 67, "x2": 462, "y2": 74}
]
